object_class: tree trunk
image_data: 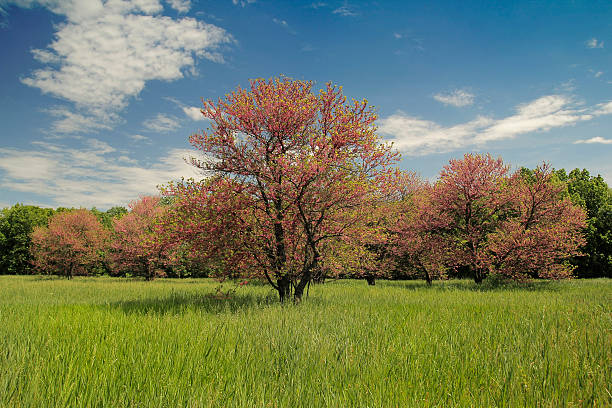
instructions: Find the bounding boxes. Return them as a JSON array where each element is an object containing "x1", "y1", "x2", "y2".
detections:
[
  {"x1": 294, "y1": 271, "x2": 311, "y2": 302},
  {"x1": 474, "y1": 269, "x2": 484, "y2": 284},
  {"x1": 277, "y1": 275, "x2": 291, "y2": 302},
  {"x1": 424, "y1": 271, "x2": 432, "y2": 286},
  {"x1": 366, "y1": 276, "x2": 376, "y2": 285}
]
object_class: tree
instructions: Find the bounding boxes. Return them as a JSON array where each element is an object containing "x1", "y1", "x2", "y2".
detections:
[
  {"x1": 30, "y1": 209, "x2": 109, "y2": 278},
  {"x1": 425, "y1": 154, "x2": 586, "y2": 283},
  {"x1": 486, "y1": 165, "x2": 587, "y2": 280},
  {"x1": 390, "y1": 184, "x2": 449, "y2": 285},
  {"x1": 91, "y1": 206, "x2": 128, "y2": 229},
  {"x1": 552, "y1": 168, "x2": 612, "y2": 278},
  {"x1": 111, "y1": 196, "x2": 168, "y2": 280},
  {"x1": 165, "y1": 77, "x2": 399, "y2": 301},
  {"x1": 0, "y1": 204, "x2": 54, "y2": 275}
]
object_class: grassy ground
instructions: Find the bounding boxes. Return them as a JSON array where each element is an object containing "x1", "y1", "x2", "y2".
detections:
[{"x1": 0, "y1": 276, "x2": 610, "y2": 407}]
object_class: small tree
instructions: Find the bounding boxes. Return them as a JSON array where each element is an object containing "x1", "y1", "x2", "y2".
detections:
[
  {"x1": 486, "y1": 165, "x2": 587, "y2": 279},
  {"x1": 31, "y1": 209, "x2": 109, "y2": 278},
  {"x1": 166, "y1": 77, "x2": 399, "y2": 301},
  {"x1": 0, "y1": 204, "x2": 54, "y2": 275},
  {"x1": 390, "y1": 184, "x2": 449, "y2": 285},
  {"x1": 111, "y1": 196, "x2": 168, "y2": 280}
]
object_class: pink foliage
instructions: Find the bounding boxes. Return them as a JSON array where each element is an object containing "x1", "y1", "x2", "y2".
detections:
[
  {"x1": 163, "y1": 77, "x2": 399, "y2": 300},
  {"x1": 401, "y1": 154, "x2": 587, "y2": 283},
  {"x1": 31, "y1": 209, "x2": 109, "y2": 278},
  {"x1": 111, "y1": 196, "x2": 168, "y2": 279}
]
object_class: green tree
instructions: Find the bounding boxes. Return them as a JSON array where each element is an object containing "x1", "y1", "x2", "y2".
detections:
[
  {"x1": 91, "y1": 206, "x2": 128, "y2": 229},
  {"x1": 556, "y1": 169, "x2": 612, "y2": 277},
  {"x1": 0, "y1": 204, "x2": 54, "y2": 274},
  {"x1": 524, "y1": 167, "x2": 612, "y2": 278}
]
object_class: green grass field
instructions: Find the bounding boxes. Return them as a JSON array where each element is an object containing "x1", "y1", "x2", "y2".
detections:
[{"x1": 0, "y1": 276, "x2": 610, "y2": 407}]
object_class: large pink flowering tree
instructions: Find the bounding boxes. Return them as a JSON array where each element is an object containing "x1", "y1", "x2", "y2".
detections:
[{"x1": 163, "y1": 77, "x2": 399, "y2": 301}]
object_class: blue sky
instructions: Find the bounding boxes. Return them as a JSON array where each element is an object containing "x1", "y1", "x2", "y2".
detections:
[{"x1": 0, "y1": 0, "x2": 611, "y2": 209}]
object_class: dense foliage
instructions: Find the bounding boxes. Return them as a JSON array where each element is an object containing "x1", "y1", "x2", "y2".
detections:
[
  {"x1": 164, "y1": 77, "x2": 399, "y2": 301},
  {"x1": 0, "y1": 78, "x2": 608, "y2": 288},
  {"x1": 556, "y1": 168, "x2": 612, "y2": 278},
  {"x1": 30, "y1": 209, "x2": 109, "y2": 278},
  {"x1": 111, "y1": 196, "x2": 169, "y2": 280},
  {"x1": 0, "y1": 204, "x2": 54, "y2": 275}
]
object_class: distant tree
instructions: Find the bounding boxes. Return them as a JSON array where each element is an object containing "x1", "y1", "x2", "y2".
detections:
[
  {"x1": 0, "y1": 204, "x2": 54, "y2": 275},
  {"x1": 91, "y1": 206, "x2": 128, "y2": 229},
  {"x1": 164, "y1": 77, "x2": 399, "y2": 301},
  {"x1": 30, "y1": 209, "x2": 109, "y2": 278},
  {"x1": 554, "y1": 169, "x2": 611, "y2": 277},
  {"x1": 111, "y1": 196, "x2": 168, "y2": 280},
  {"x1": 424, "y1": 154, "x2": 586, "y2": 283},
  {"x1": 486, "y1": 165, "x2": 587, "y2": 280},
  {"x1": 390, "y1": 184, "x2": 449, "y2": 285}
]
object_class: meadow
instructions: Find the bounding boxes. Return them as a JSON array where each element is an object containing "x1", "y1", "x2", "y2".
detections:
[{"x1": 0, "y1": 276, "x2": 610, "y2": 407}]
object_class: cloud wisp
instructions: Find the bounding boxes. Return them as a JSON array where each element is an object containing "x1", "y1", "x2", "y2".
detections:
[
  {"x1": 433, "y1": 89, "x2": 475, "y2": 107},
  {"x1": 574, "y1": 137, "x2": 612, "y2": 145},
  {"x1": 379, "y1": 95, "x2": 612, "y2": 155},
  {"x1": 11, "y1": 0, "x2": 232, "y2": 134},
  {"x1": 586, "y1": 38, "x2": 604, "y2": 49},
  {"x1": 143, "y1": 114, "x2": 181, "y2": 132},
  {"x1": 0, "y1": 138, "x2": 202, "y2": 208}
]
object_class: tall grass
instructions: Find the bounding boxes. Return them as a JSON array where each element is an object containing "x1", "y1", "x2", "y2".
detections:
[{"x1": 0, "y1": 276, "x2": 610, "y2": 407}]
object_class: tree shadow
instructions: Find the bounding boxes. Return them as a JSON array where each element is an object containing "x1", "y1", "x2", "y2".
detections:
[
  {"x1": 108, "y1": 290, "x2": 280, "y2": 316},
  {"x1": 386, "y1": 279, "x2": 560, "y2": 292}
]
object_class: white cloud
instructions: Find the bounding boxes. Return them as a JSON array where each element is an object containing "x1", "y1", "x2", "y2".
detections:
[
  {"x1": 309, "y1": 2, "x2": 327, "y2": 9},
  {"x1": 232, "y1": 0, "x2": 255, "y2": 6},
  {"x1": 433, "y1": 89, "x2": 475, "y2": 107},
  {"x1": 167, "y1": 0, "x2": 190, "y2": 13},
  {"x1": 593, "y1": 101, "x2": 612, "y2": 116},
  {"x1": 182, "y1": 106, "x2": 204, "y2": 121},
  {"x1": 586, "y1": 38, "x2": 604, "y2": 49},
  {"x1": 143, "y1": 113, "x2": 181, "y2": 132},
  {"x1": 45, "y1": 106, "x2": 115, "y2": 134},
  {"x1": 272, "y1": 18, "x2": 288, "y2": 27},
  {"x1": 379, "y1": 95, "x2": 612, "y2": 156},
  {"x1": 272, "y1": 17, "x2": 295, "y2": 34},
  {"x1": 333, "y1": 6, "x2": 357, "y2": 17},
  {"x1": 379, "y1": 114, "x2": 493, "y2": 155},
  {"x1": 129, "y1": 134, "x2": 151, "y2": 142},
  {"x1": 574, "y1": 137, "x2": 612, "y2": 145},
  {"x1": 0, "y1": 139, "x2": 202, "y2": 208},
  {"x1": 595, "y1": 71, "x2": 604, "y2": 78},
  {"x1": 10, "y1": 0, "x2": 232, "y2": 133}
]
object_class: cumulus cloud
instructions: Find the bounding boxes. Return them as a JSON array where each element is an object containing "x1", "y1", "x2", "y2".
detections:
[
  {"x1": 143, "y1": 114, "x2": 181, "y2": 132},
  {"x1": 167, "y1": 0, "x2": 190, "y2": 13},
  {"x1": 182, "y1": 106, "x2": 204, "y2": 121},
  {"x1": 433, "y1": 89, "x2": 475, "y2": 107},
  {"x1": 9, "y1": 0, "x2": 232, "y2": 133},
  {"x1": 586, "y1": 38, "x2": 604, "y2": 49},
  {"x1": 574, "y1": 137, "x2": 612, "y2": 145},
  {"x1": 0, "y1": 139, "x2": 202, "y2": 208},
  {"x1": 379, "y1": 95, "x2": 612, "y2": 155}
]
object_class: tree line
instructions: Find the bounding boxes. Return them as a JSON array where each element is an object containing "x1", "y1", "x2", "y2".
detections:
[{"x1": 0, "y1": 78, "x2": 610, "y2": 301}]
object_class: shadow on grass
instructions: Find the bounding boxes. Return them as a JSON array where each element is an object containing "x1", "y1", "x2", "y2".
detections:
[
  {"x1": 383, "y1": 278, "x2": 560, "y2": 292},
  {"x1": 109, "y1": 290, "x2": 280, "y2": 316}
]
